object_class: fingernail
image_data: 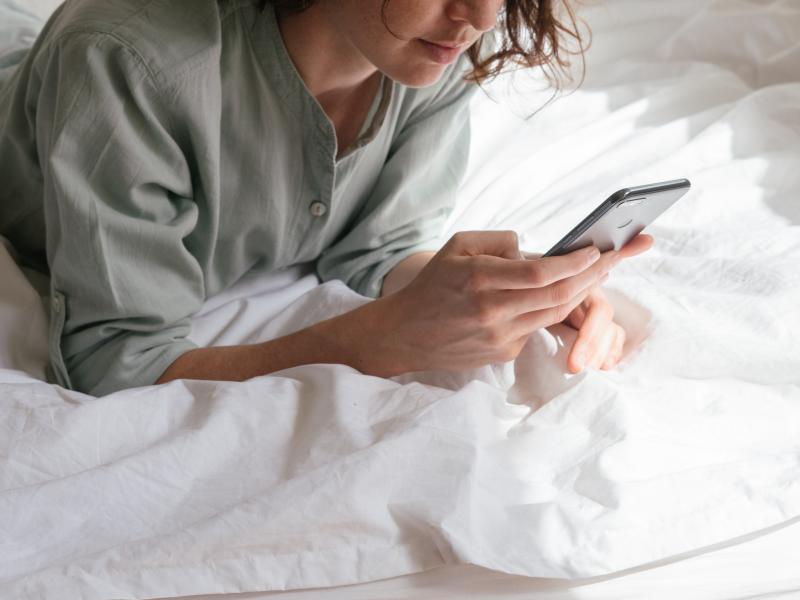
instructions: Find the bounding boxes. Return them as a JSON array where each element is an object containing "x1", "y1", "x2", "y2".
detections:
[{"x1": 583, "y1": 247, "x2": 600, "y2": 262}]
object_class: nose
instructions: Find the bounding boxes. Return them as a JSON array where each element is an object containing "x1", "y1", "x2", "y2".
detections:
[{"x1": 447, "y1": 0, "x2": 502, "y2": 34}]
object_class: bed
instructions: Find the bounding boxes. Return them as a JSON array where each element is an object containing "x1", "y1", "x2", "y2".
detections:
[{"x1": 1, "y1": 0, "x2": 799, "y2": 599}]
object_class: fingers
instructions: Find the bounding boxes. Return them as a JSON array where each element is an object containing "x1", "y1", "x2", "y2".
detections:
[
  {"x1": 446, "y1": 231, "x2": 654, "y2": 294},
  {"x1": 617, "y1": 233, "x2": 654, "y2": 259},
  {"x1": 564, "y1": 302, "x2": 587, "y2": 330},
  {"x1": 525, "y1": 247, "x2": 607, "y2": 288},
  {"x1": 444, "y1": 230, "x2": 523, "y2": 260},
  {"x1": 601, "y1": 325, "x2": 626, "y2": 370},
  {"x1": 586, "y1": 325, "x2": 617, "y2": 370},
  {"x1": 567, "y1": 293, "x2": 614, "y2": 373},
  {"x1": 492, "y1": 252, "x2": 616, "y2": 318},
  {"x1": 567, "y1": 322, "x2": 626, "y2": 373},
  {"x1": 512, "y1": 281, "x2": 595, "y2": 334},
  {"x1": 463, "y1": 246, "x2": 602, "y2": 291}
]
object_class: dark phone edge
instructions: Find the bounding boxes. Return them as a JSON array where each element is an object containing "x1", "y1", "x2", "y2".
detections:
[{"x1": 542, "y1": 178, "x2": 691, "y2": 257}]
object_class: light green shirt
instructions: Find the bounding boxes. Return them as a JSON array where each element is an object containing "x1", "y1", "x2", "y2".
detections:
[{"x1": 0, "y1": 0, "x2": 479, "y2": 396}]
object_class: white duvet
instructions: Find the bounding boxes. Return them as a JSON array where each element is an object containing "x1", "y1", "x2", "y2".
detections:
[{"x1": 1, "y1": 1, "x2": 799, "y2": 599}]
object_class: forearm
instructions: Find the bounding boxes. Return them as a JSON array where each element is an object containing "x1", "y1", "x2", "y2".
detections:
[
  {"x1": 155, "y1": 297, "x2": 400, "y2": 385},
  {"x1": 156, "y1": 252, "x2": 435, "y2": 385},
  {"x1": 380, "y1": 251, "x2": 436, "y2": 297}
]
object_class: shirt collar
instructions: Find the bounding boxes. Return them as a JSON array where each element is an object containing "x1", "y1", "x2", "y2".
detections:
[{"x1": 253, "y1": 4, "x2": 394, "y2": 155}]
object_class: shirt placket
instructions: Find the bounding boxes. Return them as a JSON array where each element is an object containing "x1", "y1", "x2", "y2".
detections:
[{"x1": 296, "y1": 109, "x2": 337, "y2": 261}]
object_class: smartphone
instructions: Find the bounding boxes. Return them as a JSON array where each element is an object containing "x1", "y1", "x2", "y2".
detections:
[{"x1": 543, "y1": 178, "x2": 691, "y2": 257}]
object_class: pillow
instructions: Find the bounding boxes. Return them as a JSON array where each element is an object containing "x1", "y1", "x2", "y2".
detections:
[{"x1": 3, "y1": 0, "x2": 62, "y2": 23}]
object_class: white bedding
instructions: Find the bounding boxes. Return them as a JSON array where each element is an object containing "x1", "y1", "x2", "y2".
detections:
[
  {"x1": 168, "y1": 516, "x2": 800, "y2": 600},
  {"x1": 1, "y1": 0, "x2": 799, "y2": 599}
]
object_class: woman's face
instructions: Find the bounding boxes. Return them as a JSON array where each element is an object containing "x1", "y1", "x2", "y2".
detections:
[{"x1": 319, "y1": 0, "x2": 503, "y2": 87}]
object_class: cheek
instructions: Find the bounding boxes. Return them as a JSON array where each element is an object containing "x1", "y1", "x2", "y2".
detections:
[
  {"x1": 355, "y1": 1, "x2": 451, "y2": 87},
  {"x1": 381, "y1": 0, "x2": 433, "y2": 37}
]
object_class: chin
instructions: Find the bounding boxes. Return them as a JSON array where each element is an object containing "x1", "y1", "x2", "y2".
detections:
[{"x1": 389, "y1": 63, "x2": 447, "y2": 88}]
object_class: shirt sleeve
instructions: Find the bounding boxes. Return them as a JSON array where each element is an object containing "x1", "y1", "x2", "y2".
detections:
[
  {"x1": 36, "y1": 32, "x2": 202, "y2": 397},
  {"x1": 315, "y1": 55, "x2": 480, "y2": 299}
]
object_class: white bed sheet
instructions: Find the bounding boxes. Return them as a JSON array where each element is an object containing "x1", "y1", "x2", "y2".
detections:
[
  {"x1": 163, "y1": 516, "x2": 800, "y2": 600},
  {"x1": 1, "y1": 0, "x2": 799, "y2": 599}
]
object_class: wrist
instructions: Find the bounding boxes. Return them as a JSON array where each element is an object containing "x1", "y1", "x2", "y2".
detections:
[
  {"x1": 310, "y1": 295, "x2": 406, "y2": 377},
  {"x1": 380, "y1": 251, "x2": 436, "y2": 297}
]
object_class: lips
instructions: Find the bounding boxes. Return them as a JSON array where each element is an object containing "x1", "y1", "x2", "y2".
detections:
[
  {"x1": 426, "y1": 40, "x2": 465, "y2": 49},
  {"x1": 418, "y1": 39, "x2": 465, "y2": 65}
]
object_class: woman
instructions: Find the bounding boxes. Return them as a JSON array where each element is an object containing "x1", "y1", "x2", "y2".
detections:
[{"x1": 0, "y1": 0, "x2": 651, "y2": 396}]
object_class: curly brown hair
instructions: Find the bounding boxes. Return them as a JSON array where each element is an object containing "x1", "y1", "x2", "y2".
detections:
[{"x1": 267, "y1": 0, "x2": 588, "y2": 89}]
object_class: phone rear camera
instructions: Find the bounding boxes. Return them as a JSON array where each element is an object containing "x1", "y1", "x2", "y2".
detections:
[{"x1": 619, "y1": 198, "x2": 645, "y2": 208}]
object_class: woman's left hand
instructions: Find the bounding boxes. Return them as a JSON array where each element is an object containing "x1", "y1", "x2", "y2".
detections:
[
  {"x1": 522, "y1": 233, "x2": 652, "y2": 373},
  {"x1": 563, "y1": 286, "x2": 625, "y2": 373}
]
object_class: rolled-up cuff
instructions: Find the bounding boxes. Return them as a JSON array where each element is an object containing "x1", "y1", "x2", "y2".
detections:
[{"x1": 47, "y1": 289, "x2": 199, "y2": 397}]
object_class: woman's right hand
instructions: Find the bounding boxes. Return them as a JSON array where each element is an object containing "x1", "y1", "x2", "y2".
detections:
[{"x1": 351, "y1": 230, "x2": 638, "y2": 377}]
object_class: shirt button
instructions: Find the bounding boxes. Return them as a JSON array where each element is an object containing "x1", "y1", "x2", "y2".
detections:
[
  {"x1": 52, "y1": 295, "x2": 62, "y2": 313},
  {"x1": 309, "y1": 201, "x2": 328, "y2": 217}
]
